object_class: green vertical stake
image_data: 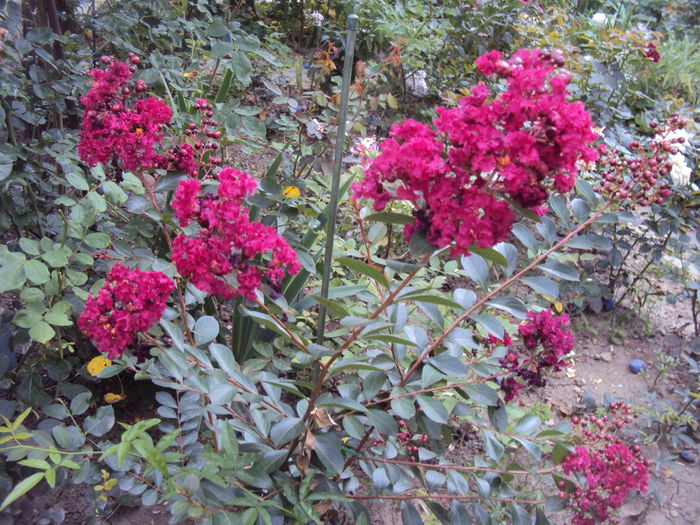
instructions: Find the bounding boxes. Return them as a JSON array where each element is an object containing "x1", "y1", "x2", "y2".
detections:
[{"x1": 316, "y1": 14, "x2": 359, "y2": 344}]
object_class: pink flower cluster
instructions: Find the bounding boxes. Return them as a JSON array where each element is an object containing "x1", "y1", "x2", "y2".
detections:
[
  {"x1": 78, "y1": 55, "x2": 172, "y2": 172},
  {"x1": 498, "y1": 309, "x2": 574, "y2": 402},
  {"x1": 171, "y1": 168, "x2": 301, "y2": 300},
  {"x1": 78, "y1": 264, "x2": 174, "y2": 358},
  {"x1": 353, "y1": 48, "x2": 598, "y2": 256},
  {"x1": 560, "y1": 403, "x2": 650, "y2": 525}
]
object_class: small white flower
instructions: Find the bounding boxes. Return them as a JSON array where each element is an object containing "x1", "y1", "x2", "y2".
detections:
[
  {"x1": 310, "y1": 11, "x2": 324, "y2": 26},
  {"x1": 406, "y1": 69, "x2": 428, "y2": 97},
  {"x1": 591, "y1": 12, "x2": 609, "y2": 27},
  {"x1": 669, "y1": 153, "x2": 692, "y2": 186}
]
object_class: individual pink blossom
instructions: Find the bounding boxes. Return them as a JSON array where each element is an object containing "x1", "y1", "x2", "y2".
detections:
[{"x1": 78, "y1": 264, "x2": 174, "y2": 358}]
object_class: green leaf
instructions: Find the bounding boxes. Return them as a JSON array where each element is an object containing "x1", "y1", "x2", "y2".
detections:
[
  {"x1": 548, "y1": 195, "x2": 570, "y2": 228},
  {"x1": 312, "y1": 296, "x2": 350, "y2": 318},
  {"x1": 335, "y1": 257, "x2": 389, "y2": 289},
  {"x1": 215, "y1": 68, "x2": 233, "y2": 104},
  {"x1": 86, "y1": 192, "x2": 107, "y2": 213},
  {"x1": 314, "y1": 433, "x2": 344, "y2": 474},
  {"x1": 84, "y1": 232, "x2": 111, "y2": 250},
  {"x1": 408, "y1": 229, "x2": 435, "y2": 257},
  {"x1": 453, "y1": 288, "x2": 476, "y2": 310},
  {"x1": 470, "y1": 314, "x2": 504, "y2": 338},
  {"x1": 194, "y1": 316, "x2": 219, "y2": 346},
  {"x1": 512, "y1": 435, "x2": 541, "y2": 460},
  {"x1": 461, "y1": 253, "x2": 489, "y2": 289},
  {"x1": 20, "y1": 287, "x2": 44, "y2": 303},
  {"x1": 41, "y1": 250, "x2": 69, "y2": 268},
  {"x1": 468, "y1": 247, "x2": 508, "y2": 267},
  {"x1": 122, "y1": 173, "x2": 145, "y2": 194},
  {"x1": 514, "y1": 414, "x2": 541, "y2": 435},
  {"x1": 401, "y1": 502, "x2": 423, "y2": 525},
  {"x1": 18, "y1": 459, "x2": 50, "y2": 470},
  {"x1": 230, "y1": 50, "x2": 253, "y2": 85},
  {"x1": 575, "y1": 178, "x2": 598, "y2": 206},
  {"x1": 510, "y1": 503, "x2": 532, "y2": 525},
  {"x1": 488, "y1": 404, "x2": 508, "y2": 433},
  {"x1": 209, "y1": 343, "x2": 237, "y2": 376},
  {"x1": 367, "y1": 410, "x2": 397, "y2": 435},
  {"x1": 391, "y1": 396, "x2": 416, "y2": 419},
  {"x1": 207, "y1": 19, "x2": 228, "y2": 37},
  {"x1": 571, "y1": 198, "x2": 590, "y2": 223},
  {"x1": 0, "y1": 262, "x2": 25, "y2": 293},
  {"x1": 19, "y1": 238, "x2": 40, "y2": 255},
  {"x1": 385, "y1": 260, "x2": 425, "y2": 273},
  {"x1": 65, "y1": 172, "x2": 89, "y2": 191},
  {"x1": 512, "y1": 223, "x2": 539, "y2": 254},
  {"x1": 416, "y1": 395, "x2": 449, "y2": 424},
  {"x1": 486, "y1": 297, "x2": 527, "y2": 319},
  {"x1": 428, "y1": 354, "x2": 468, "y2": 377},
  {"x1": 398, "y1": 292, "x2": 462, "y2": 310},
  {"x1": 29, "y1": 322, "x2": 55, "y2": 343},
  {"x1": 521, "y1": 276, "x2": 559, "y2": 298},
  {"x1": 102, "y1": 181, "x2": 128, "y2": 204},
  {"x1": 343, "y1": 416, "x2": 364, "y2": 440},
  {"x1": 364, "y1": 212, "x2": 413, "y2": 225},
  {"x1": 566, "y1": 234, "x2": 612, "y2": 251},
  {"x1": 70, "y1": 392, "x2": 91, "y2": 416},
  {"x1": 483, "y1": 431, "x2": 504, "y2": 460},
  {"x1": 269, "y1": 417, "x2": 304, "y2": 446},
  {"x1": 83, "y1": 405, "x2": 115, "y2": 437},
  {"x1": 538, "y1": 262, "x2": 579, "y2": 281},
  {"x1": 24, "y1": 260, "x2": 50, "y2": 284},
  {"x1": 0, "y1": 472, "x2": 44, "y2": 510},
  {"x1": 44, "y1": 311, "x2": 72, "y2": 326},
  {"x1": 461, "y1": 384, "x2": 499, "y2": 406}
]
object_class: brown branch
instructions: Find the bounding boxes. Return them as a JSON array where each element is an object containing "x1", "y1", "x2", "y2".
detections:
[{"x1": 400, "y1": 201, "x2": 612, "y2": 384}]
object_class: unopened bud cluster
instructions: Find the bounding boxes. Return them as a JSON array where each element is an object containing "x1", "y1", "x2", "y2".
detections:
[{"x1": 596, "y1": 116, "x2": 688, "y2": 208}]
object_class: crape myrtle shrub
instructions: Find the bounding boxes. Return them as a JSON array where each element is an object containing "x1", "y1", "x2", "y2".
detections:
[{"x1": 0, "y1": 21, "x2": 666, "y2": 525}]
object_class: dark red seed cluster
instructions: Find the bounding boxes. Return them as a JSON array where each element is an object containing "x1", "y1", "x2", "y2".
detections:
[
  {"x1": 397, "y1": 420, "x2": 429, "y2": 462},
  {"x1": 596, "y1": 116, "x2": 688, "y2": 208},
  {"x1": 186, "y1": 99, "x2": 222, "y2": 161}
]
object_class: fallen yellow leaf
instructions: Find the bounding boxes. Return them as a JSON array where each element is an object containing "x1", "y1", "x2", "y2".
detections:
[
  {"x1": 283, "y1": 185, "x2": 301, "y2": 198},
  {"x1": 103, "y1": 392, "x2": 124, "y2": 404},
  {"x1": 87, "y1": 356, "x2": 111, "y2": 377}
]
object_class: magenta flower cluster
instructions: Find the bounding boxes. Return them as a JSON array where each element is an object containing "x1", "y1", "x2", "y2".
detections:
[
  {"x1": 171, "y1": 168, "x2": 301, "y2": 300},
  {"x1": 560, "y1": 403, "x2": 650, "y2": 525},
  {"x1": 77, "y1": 264, "x2": 174, "y2": 358},
  {"x1": 498, "y1": 308, "x2": 574, "y2": 402},
  {"x1": 352, "y1": 48, "x2": 598, "y2": 256},
  {"x1": 78, "y1": 54, "x2": 172, "y2": 172}
]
